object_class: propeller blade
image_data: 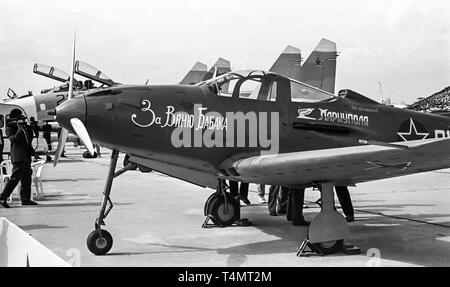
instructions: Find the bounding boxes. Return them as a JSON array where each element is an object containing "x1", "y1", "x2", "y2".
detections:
[
  {"x1": 68, "y1": 30, "x2": 76, "y2": 99},
  {"x1": 53, "y1": 128, "x2": 68, "y2": 167},
  {"x1": 70, "y1": 118, "x2": 95, "y2": 156}
]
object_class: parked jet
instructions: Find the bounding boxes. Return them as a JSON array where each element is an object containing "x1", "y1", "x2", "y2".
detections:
[{"x1": 180, "y1": 58, "x2": 231, "y2": 85}]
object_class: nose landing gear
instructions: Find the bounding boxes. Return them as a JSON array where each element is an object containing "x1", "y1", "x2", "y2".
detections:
[{"x1": 86, "y1": 150, "x2": 137, "y2": 255}]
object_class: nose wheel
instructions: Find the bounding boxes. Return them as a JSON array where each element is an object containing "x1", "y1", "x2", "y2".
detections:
[{"x1": 87, "y1": 229, "x2": 113, "y2": 255}]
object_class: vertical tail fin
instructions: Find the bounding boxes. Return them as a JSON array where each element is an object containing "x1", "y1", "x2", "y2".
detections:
[
  {"x1": 179, "y1": 62, "x2": 208, "y2": 85},
  {"x1": 298, "y1": 38, "x2": 338, "y2": 94},
  {"x1": 269, "y1": 45, "x2": 302, "y2": 79},
  {"x1": 202, "y1": 58, "x2": 231, "y2": 81}
]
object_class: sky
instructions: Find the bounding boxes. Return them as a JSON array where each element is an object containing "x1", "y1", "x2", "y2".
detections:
[{"x1": 0, "y1": 0, "x2": 448, "y2": 103}]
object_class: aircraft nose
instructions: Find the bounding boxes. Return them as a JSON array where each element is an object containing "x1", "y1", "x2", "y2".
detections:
[{"x1": 55, "y1": 95, "x2": 87, "y2": 132}]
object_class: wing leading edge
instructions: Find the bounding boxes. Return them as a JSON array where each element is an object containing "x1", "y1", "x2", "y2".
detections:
[{"x1": 223, "y1": 138, "x2": 450, "y2": 187}]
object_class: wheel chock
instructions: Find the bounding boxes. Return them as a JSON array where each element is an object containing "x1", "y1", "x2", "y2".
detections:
[
  {"x1": 201, "y1": 215, "x2": 222, "y2": 228},
  {"x1": 201, "y1": 215, "x2": 252, "y2": 228},
  {"x1": 296, "y1": 239, "x2": 324, "y2": 257}
]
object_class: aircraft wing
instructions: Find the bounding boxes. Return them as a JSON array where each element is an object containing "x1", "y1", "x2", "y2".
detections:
[{"x1": 222, "y1": 138, "x2": 450, "y2": 187}]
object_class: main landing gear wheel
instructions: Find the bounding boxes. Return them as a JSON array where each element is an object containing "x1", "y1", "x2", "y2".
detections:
[
  {"x1": 83, "y1": 150, "x2": 98, "y2": 158},
  {"x1": 307, "y1": 183, "x2": 349, "y2": 255},
  {"x1": 87, "y1": 229, "x2": 113, "y2": 255},
  {"x1": 312, "y1": 240, "x2": 344, "y2": 255},
  {"x1": 206, "y1": 193, "x2": 239, "y2": 227}
]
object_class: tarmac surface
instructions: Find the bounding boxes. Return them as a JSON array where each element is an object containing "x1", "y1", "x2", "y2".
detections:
[{"x1": 1, "y1": 146, "x2": 450, "y2": 266}]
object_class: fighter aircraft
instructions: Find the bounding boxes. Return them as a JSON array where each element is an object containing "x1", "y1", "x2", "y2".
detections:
[
  {"x1": 52, "y1": 37, "x2": 450, "y2": 256},
  {"x1": 180, "y1": 58, "x2": 231, "y2": 85},
  {"x1": 0, "y1": 62, "x2": 118, "y2": 157}
]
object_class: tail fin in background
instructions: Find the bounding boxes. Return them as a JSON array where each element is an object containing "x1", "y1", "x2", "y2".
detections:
[
  {"x1": 179, "y1": 62, "x2": 207, "y2": 85},
  {"x1": 298, "y1": 38, "x2": 338, "y2": 94},
  {"x1": 202, "y1": 58, "x2": 231, "y2": 81},
  {"x1": 269, "y1": 45, "x2": 302, "y2": 79}
]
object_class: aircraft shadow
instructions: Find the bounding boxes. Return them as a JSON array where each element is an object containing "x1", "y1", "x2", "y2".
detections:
[
  {"x1": 19, "y1": 224, "x2": 67, "y2": 231},
  {"x1": 30, "y1": 202, "x2": 132, "y2": 208},
  {"x1": 42, "y1": 178, "x2": 100, "y2": 182}
]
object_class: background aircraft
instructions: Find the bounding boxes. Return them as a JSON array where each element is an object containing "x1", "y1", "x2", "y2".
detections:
[
  {"x1": 269, "y1": 38, "x2": 338, "y2": 94},
  {"x1": 180, "y1": 58, "x2": 231, "y2": 85}
]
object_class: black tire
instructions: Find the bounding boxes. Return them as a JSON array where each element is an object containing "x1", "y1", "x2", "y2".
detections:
[
  {"x1": 204, "y1": 193, "x2": 221, "y2": 216},
  {"x1": 208, "y1": 194, "x2": 239, "y2": 227},
  {"x1": 123, "y1": 155, "x2": 138, "y2": 170},
  {"x1": 83, "y1": 151, "x2": 98, "y2": 158},
  {"x1": 87, "y1": 229, "x2": 113, "y2": 255},
  {"x1": 312, "y1": 239, "x2": 344, "y2": 255},
  {"x1": 138, "y1": 165, "x2": 152, "y2": 173}
]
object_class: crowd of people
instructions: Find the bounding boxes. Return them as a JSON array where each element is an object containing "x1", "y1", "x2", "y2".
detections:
[
  {"x1": 408, "y1": 86, "x2": 450, "y2": 112},
  {"x1": 232, "y1": 181, "x2": 355, "y2": 224}
]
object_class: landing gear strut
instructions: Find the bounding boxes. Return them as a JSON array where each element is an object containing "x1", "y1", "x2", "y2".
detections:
[
  {"x1": 306, "y1": 183, "x2": 349, "y2": 255},
  {"x1": 86, "y1": 150, "x2": 136, "y2": 255},
  {"x1": 203, "y1": 179, "x2": 240, "y2": 227}
]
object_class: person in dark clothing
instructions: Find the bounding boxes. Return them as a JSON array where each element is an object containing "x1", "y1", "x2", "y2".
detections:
[
  {"x1": 286, "y1": 187, "x2": 309, "y2": 225},
  {"x1": 29, "y1": 117, "x2": 41, "y2": 160},
  {"x1": 0, "y1": 109, "x2": 37, "y2": 208},
  {"x1": 42, "y1": 123, "x2": 52, "y2": 151},
  {"x1": 228, "y1": 180, "x2": 251, "y2": 205},
  {"x1": 268, "y1": 185, "x2": 289, "y2": 216},
  {"x1": 42, "y1": 123, "x2": 53, "y2": 162},
  {"x1": 335, "y1": 186, "x2": 355, "y2": 222},
  {"x1": 0, "y1": 117, "x2": 4, "y2": 163},
  {"x1": 29, "y1": 117, "x2": 40, "y2": 138},
  {"x1": 237, "y1": 182, "x2": 250, "y2": 204}
]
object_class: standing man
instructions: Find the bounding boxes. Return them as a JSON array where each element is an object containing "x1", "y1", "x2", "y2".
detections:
[
  {"x1": 267, "y1": 185, "x2": 289, "y2": 216},
  {"x1": 29, "y1": 117, "x2": 41, "y2": 160},
  {"x1": 228, "y1": 180, "x2": 251, "y2": 205},
  {"x1": 335, "y1": 186, "x2": 355, "y2": 222},
  {"x1": 0, "y1": 116, "x2": 4, "y2": 163},
  {"x1": 42, "y1": 123, "x2": 53, "y2": 162},
  {"x1": 286, "y1": 187, "x2": 309, "y2": 225},
  {"x1": 0, "y1": 109, "x2": 37, "y2": 208},
  {"x1": 257, "y1": 184, "x2": 267, "y2": 203}
]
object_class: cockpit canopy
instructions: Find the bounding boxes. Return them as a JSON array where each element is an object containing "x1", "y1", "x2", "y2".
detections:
[
  {"x1": 33, "y1": 63, "x2": 72, "y2": 83},
  {"x1": 75, "y1": 61, "x2": 117, "y2": 87},
  {"x1": 198, "y1": 70, "x2": 335, "y2": 103}
]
